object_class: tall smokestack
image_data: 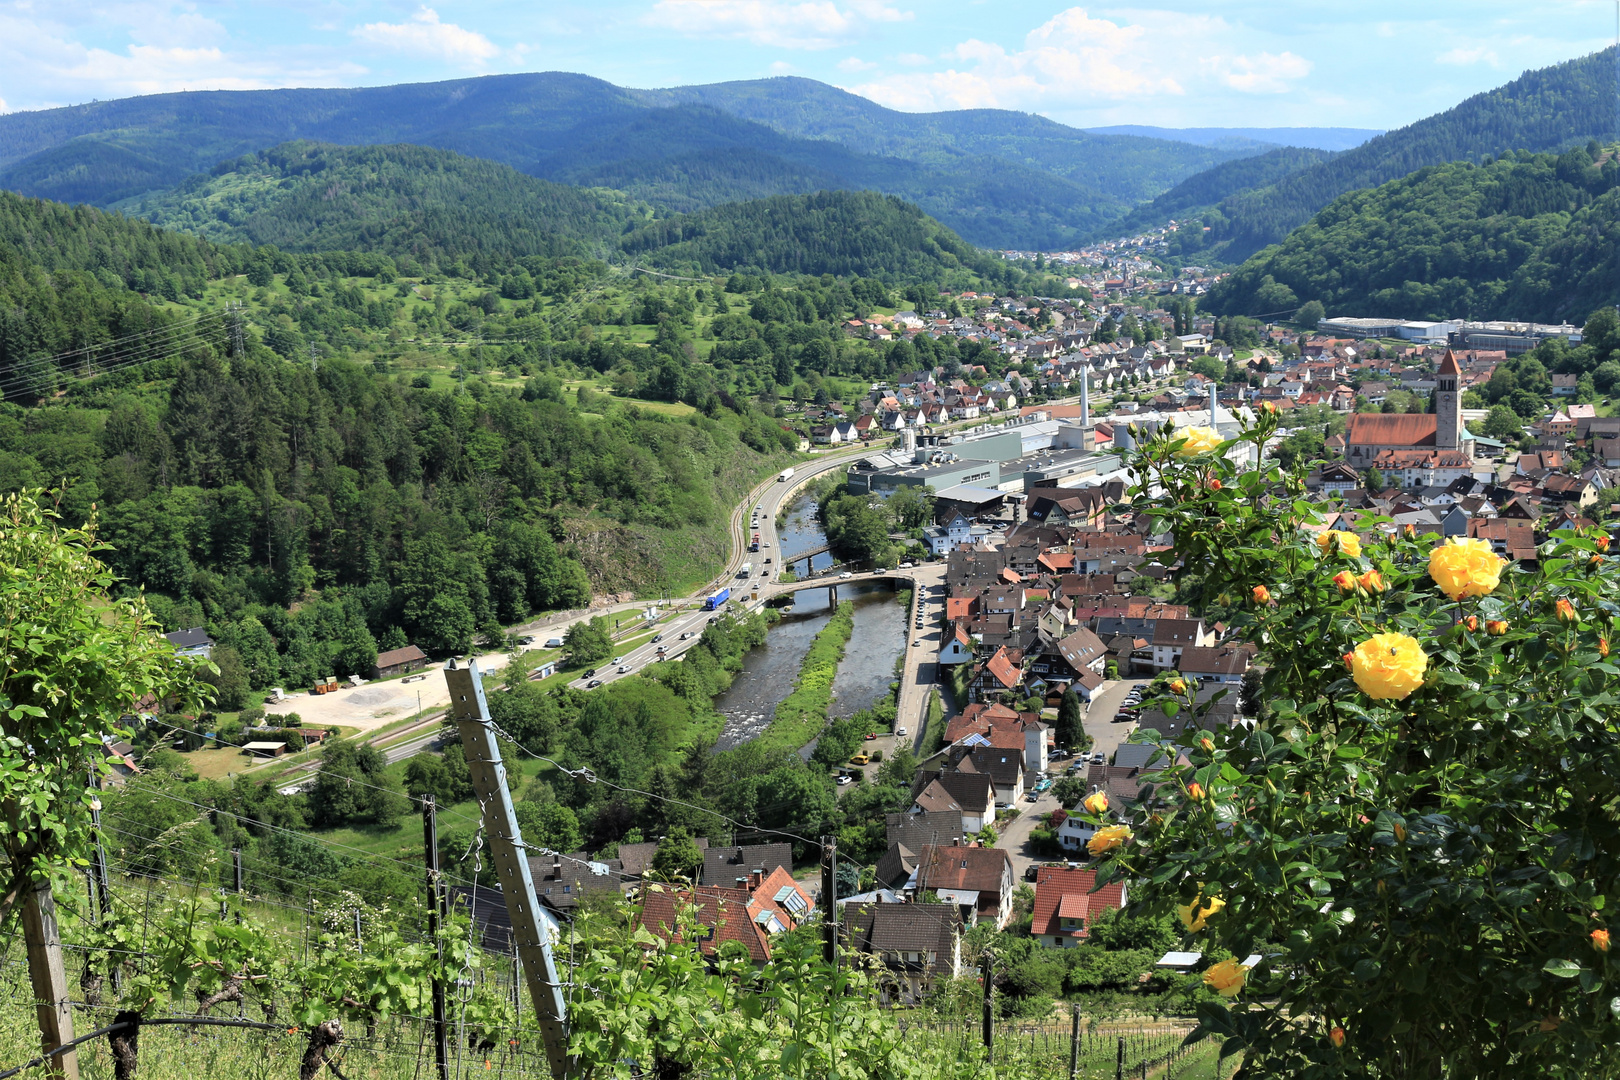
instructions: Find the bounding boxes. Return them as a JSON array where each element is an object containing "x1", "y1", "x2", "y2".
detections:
[
  {"x1": 1080, "y1": 369, "x2": 1090, "y2": 428},
  {"x1": 1208, "y1": 382, "x2": 1218, "y2": 427}
]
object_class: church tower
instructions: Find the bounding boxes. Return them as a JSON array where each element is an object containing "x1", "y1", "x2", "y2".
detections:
[{"x1": 1436, "y1": 349, "x2": 1461, "y2": 451}]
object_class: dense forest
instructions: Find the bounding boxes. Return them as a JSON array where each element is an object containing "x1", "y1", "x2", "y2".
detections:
[
  {"x1": 1203, "y1": 143, "x2": 1620, "y2": 324},
  {"x1": 116, "y1": 142, "x2": 651, "y2": 267},
  {"x1": 620, "y1": 190, "x2": 1014, "y2": 283},
  {"x1": 0, "y1": 175, "x2": 1061, "y2": 694},
  {"x1": 1177, "y1": 47, "x2": 1620, "y2": 261},
  {"x1": 1114, "y1": 145, "x2": 1333, "y2": 244},
  {"x1": 0, "y1": 71, "x2": 1264, "y2": 250}
]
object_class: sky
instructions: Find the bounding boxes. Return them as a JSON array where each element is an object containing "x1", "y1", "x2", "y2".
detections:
[{"x1": 0, "y1": 1, "x2": 1615, "y2": 129}]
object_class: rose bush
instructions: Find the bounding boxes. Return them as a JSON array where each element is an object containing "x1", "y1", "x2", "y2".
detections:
[{"x1": 1087, "y1": 413, "x2": 1620, "y2": 1078}]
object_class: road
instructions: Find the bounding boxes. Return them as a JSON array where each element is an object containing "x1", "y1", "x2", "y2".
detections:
[
  {"x1": 988, "y1": 677, "x2": 1153, "y2": 881},
  {"x1": 563, "y1": 447, "x2": 874, "y2": 691}
]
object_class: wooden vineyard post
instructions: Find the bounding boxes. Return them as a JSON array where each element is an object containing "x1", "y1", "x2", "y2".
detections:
[
  {"x1": 444, "y1": 658, "x2": 571, "y2": 1079},
  {"x1": 22, "y1": 880, "x2": 78, "y2": 1080}
]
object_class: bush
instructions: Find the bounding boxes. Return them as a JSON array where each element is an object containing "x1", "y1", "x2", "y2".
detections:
[{"x1": 1090, "y1": 410, "x2": 1620, "y2": 1076}]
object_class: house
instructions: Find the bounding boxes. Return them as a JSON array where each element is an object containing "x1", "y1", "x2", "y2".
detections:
[
  {"x1": 841, "y1": 903, "x2": 964, "y2": 1005},
  {"x1": 163, "y1": 627, "x2": 214, "y2": 659},
  {"x1": 938, "y1": 625, "x2": 975, "y2": 665},
  {"x1": 374, "y1": 644, "x2": 429, "y2": 678},
  {"x1": 635, "y1": 884, "x2": 773, "y2": 965},
  {"x1": 911, "y1": 771, "x2": 996, "y2": 833},
  {"x1": 748, "y1": 865, "x2": 816, "y2": 934},
  {"x1": 1176, "y1": 645, "x2": 1252, "y2": 686},
  {"x1": 702, "y1": 844, "x2": 794, "y2": 888},
  {"x1": 909, "y1": 843, "x2": 1016, "y2": 928},
  {"x1": 1053, "y1": 627, "x2": 1108, "y2": 682},
  {"x1": 957, "y1": 746, "x2": 1027, "y2": 805},
  {"x1": 925, "y1": 509, "x2": 977, "y2": 555},
  {"x1": 529, "y1": 852, "x2": 631, "y2": 915},
  {"x1": 1150, "y1": 619, "x2": 1212, "y2": 671},
  {"x1": 616, "y1": 837, "x2": 710, "y2": 879},
  {"x1": 1031, "y1": 866, "x2": 1128, "y2": 948}
]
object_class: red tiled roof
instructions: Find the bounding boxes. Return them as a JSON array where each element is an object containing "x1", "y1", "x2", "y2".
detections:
[
  {"x1": 985, "y1": 648, "x2": 1021, "y2": 690},
  {"x1": 1346, "y1": 413, "x2": 1439, "y2": 448},
  {"x1": 636, "y1": 885, "x2": 771, "y2": 964},
  {"x1": 1031, "y1": 867, "x2": 1125, "y2": 940}
]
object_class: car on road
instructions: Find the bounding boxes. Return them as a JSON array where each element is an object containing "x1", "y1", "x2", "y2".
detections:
[
  {"x1": 895, "y1": 726, "x2": 907, "y2": 737},
  {"x1": 680, "y1": 631, "x2": 695, "y2": 639},
  {"x1": 651, "y1": 634, "x2": 663, "y2": 643},
  {"x1": 1091, "y1": 752, "x2": 1106, "y2": 765},
  {"x1": 1025, "y1": 792, "x2": 1039, "y2": 802},
  {"x1": 515, "y1": 636, "x2": 534, "y2": 645},
  {"x1": 840, "y1": 571, "x2": 853, "y2": 579},
  {"x1": 582, "y1": 668, "x2": 597, "y2": 678},
  {"x1": 912, "y1": 639, "x2": 922, "y2": 647},
  {"x1": 875, "y1": 567, "x2": 888, "y2": 574},
  {"x1": 586, "y1": 679, "x2": 603, "y2": 689},
  {"x1": 611, "y1": 656, "x2": 623, "y2": 665},
  {"x1": 900, "y1": 562, "x2": 914, "y2": 569},
  {"x1": 617, "y1": 665, "x2": 632, "y2": 674},
  {"x1": 765, "y1": 557, "x2": 772, "y2": 564}
]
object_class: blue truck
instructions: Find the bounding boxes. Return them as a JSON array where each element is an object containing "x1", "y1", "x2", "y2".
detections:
[{"x1": 703, "y1": 588, "x2": 731, "y2": 611}]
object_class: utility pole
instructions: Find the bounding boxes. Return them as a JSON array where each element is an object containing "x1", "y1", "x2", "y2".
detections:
[
  {"x1": 444, "y1": 658, "x2": 571, "y2": 1078},
  {"x1": 423, "y1": 797, "x2": 451, "y2": 1080},
  {"x1": 819, "y1": 835, "x2": 838, "y2": 967},
  {"x1": 22, "y1": 881, "x2": 78, "y2": 1080}
]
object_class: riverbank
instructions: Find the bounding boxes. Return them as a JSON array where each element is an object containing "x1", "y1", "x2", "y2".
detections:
[{"x1": 751, "y1": 600, "x2": 856, "y2": 757}]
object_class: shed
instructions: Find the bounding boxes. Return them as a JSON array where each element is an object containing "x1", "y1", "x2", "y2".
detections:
[
  {"x1": 374, "y1": 645, "x2": 429, "y2": 678},
  {"x1": 242, "y1": 741, "x2": 288, "y2": 758}
]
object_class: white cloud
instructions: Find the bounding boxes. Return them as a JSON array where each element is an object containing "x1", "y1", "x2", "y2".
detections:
[
  {"x1": 895, "y1": 51, "x2": 930, "y2": 66},
  {"x1": 645, "y1": 0, "x2": 911, "y2": 51},
  {"x1": 352, "y1": 7, "x2": 501, "y2": 64},
  {"x1": 847, "y1": 7, "x2": 1317, "y2": 114},
  {"x1": 1211, "y1": 51, "x2": 1314, "y2": 94},
  {"x1": 770, "y1": 60, "x2": 795, "y2": 72},
  {"x1": 837, "y1": 56, "x2": 878, "y2": 72},
  {"x1": 1437, "y1": 46, "x2": 1500, "y2": 66}
]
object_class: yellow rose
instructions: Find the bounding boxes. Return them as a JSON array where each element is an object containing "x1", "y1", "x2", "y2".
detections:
[
  {"x1": 1349, "y1": 632, "x2": 1428, "y2": 701},
  {"x1": 1174, "y1": 426, "x2": 1222, "y2": 457},
  {"x1": 1087, "y1": 824, "x2": 1132, "y2": 856},
  {"x1": 1177, "y1": 893, "x2": 1226, "y2": 933},
  {"x1": 1203, "y1": 958, "x2": 1247, "y2": 998},
  {"x1": 1082, "y1": 791, "x2": 1109, "y2": 815},
  {"x1": 1317, "y1": 530, "x2": 1362, "y2": 558},
  {"x1": 1427, "y1": 538, "x2": 1504, "y2": 601}
]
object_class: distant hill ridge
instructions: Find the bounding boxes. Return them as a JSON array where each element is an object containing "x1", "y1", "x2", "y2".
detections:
[
  {"x1": 1203, "y1": 143, "x2": 1620, "y2": 325},
  {"x1": 0, "y1": 73, "x2": 1260, "y2": 251},
  {"x1": 1183, "y1": 47, "x2": 1620, "y2": 261}
]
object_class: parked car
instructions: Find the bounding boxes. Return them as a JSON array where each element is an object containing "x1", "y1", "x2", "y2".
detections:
[
  {"x1": 1025, "y1": 792, "x2": 1039, "y2": 802},
  {"x1": 1091, "y1": 752, "x2": 1107, "y2": 765},
  {"x1": 836, "y1": 775, "x2": 855, "y2": 787},
  {"x1": 865, "y1": 732, "x2": 878, "y2": 740},
  {"x1": 895, "y1": 726, "x2": 907, "y2": 737}
]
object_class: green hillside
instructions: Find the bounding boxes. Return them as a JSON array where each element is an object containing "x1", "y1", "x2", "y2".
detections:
[
  {"x1": 1174, "y1": 47, "x2": 1620, "y2": 261},
  {"x1": 0, "y1": 72, "x2": 1259, "y2": 249},
  {"x1": 625, "y1": 189, "x2": 1020, "y2": 284},
  {"x1": 114, "y1": 141, "x2": 648, "y2": 268},
  {"x1": 1202, "y1": 144, "x2": 1620, "y2": 324},
  {"x1": 1113, "y1": 145, "x2": 1333, "y2": 243}
]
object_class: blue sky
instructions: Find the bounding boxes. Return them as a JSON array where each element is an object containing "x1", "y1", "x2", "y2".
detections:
[{"x1": 0, "y1": 1, "x2": 1614, "y2": 129}]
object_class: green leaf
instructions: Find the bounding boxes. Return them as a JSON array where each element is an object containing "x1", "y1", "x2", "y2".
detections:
[{"x1": 1543, "y1": 958, "x2": 1582, "y2": 979}]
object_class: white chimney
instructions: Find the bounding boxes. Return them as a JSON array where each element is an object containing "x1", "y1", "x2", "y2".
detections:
[
  {"x1": 1080, "y1": 369, "x2": 1090, "y2": 428},
  {"x1": 1208, "y1": 382, "x2": 1218, "y2": 427}
]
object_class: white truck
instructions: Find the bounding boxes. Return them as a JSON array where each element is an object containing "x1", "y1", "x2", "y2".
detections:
[
  {"x1": 738, "y1": 562, "x2": 753, "y2": 578},
  {"x1": 778, "y1": 468, "x2": 794, "y2": 482}
]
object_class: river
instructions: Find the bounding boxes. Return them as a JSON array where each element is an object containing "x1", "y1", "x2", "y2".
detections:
[{"x1": 711, "y1": 491, "x2": 907, "y2": 752}]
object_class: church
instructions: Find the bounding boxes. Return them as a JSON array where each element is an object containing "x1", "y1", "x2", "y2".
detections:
[{"x1": 1344, "y1": 351, "x2": 1481, "y2": 488}]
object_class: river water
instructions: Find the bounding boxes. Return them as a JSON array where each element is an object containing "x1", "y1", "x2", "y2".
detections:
[{"x1": 711, "y1": 491, "x2": 907, "y2": 752}]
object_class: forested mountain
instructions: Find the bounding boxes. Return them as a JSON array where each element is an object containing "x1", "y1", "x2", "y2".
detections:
[
  {"x1": 0, "y1": 72, "x2": 1260, "y2": 249},
  {"x1": 1112, "y1": 146, "x2": 1334, "y2": 240},
  {"x1": 114, "y1": 141, "x2": 648, "y2": 266},
  {"x1": 1174, "y1": 47, "x2": 1620, "y2": 261},
  {"x1": 1203, "y1": 144, "x2": 1620, "y2": 324},
  {"x1": 637, "y1": 77, "x2": 1255, "y2": 204},
  {"x1": 623, "y1": 190, "x2": 1018, "y2": 283}
]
